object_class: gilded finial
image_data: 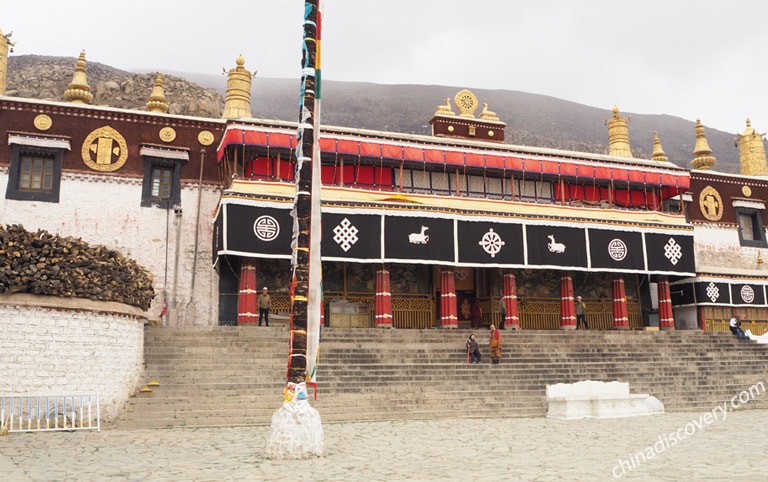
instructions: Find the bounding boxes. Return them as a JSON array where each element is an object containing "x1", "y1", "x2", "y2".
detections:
[
  {"x1": 0, "y1": 28, "x2": 14, "y2": 96},
  {"x1": 606, "y1": 105, "x2": 632, "y2": 157},
  {"x1": 480, "y1": 102, "x2": 500, "y2": 121},
  {"x1": 650, "y1": 132, "x2": 668, "y2": 162},
  {"x1": 690, "y1": 119, "x2": 717, "y2": 170},
  {"x1": 736, "y1": 118, "x2": 768, "y2": 176},
  {"x1": 222, "y1": 54, "x2": 257, "y2": 119},
  {"x1": 145, "y1": 72, "x2": 170, "y2": 113},
  {"x1": 434, "y1": 97, "x2": 455, "y2": 116},
  {"x1": 63, "y1": 50, "x2": 93, "y2": 104}
]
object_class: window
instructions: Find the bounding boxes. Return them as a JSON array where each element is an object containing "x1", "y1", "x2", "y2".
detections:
[
  {"x1": 140, "y1": 145, "x2": 188, "y2": 208},
  {"x1": 6, "y1": 146, "x2": 63, "y2": 203},
  {"x1": 736, "y1": 208, "x2": 767, "y2": 247}
]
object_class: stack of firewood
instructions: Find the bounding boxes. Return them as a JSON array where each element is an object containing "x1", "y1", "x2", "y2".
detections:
[{"x1": 0, "y1": 224, "x2": 154, "y2": 310}]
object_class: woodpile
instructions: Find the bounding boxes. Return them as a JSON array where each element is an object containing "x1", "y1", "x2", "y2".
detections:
[{"x1": 0, "y1": 224, "x2": 154, "y2": 310}]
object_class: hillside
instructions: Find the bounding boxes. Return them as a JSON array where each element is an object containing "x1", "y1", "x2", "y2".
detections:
[{"x1": 8, "y1": 55, "x2": 744, "y2": 173}]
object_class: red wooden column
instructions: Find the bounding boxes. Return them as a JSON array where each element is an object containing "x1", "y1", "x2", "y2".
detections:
[
  {"x1": 560, "y1": 273, "x2": 576, "y2": 330},
  {"x1": 440, "y1": 268, "x2": 458, "y2": 328},
  {"x1": 657, "y1": 277, "x2": 675, "y2": 330},
  {"x1": 612, "y1": 276, "x2": 630, "y2": 330},
  {"x1": 237, "y1": 259, "x2": 258, "y2": 324},
  {"x1": 375, "y1": 266, "x2": 393, "y2": 328},
  {"x1": 503, "y1": 272, "x2": 520, "y2": 330}
]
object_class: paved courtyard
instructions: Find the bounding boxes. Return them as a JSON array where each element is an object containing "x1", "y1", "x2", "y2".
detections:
[{"x1": 0, "y1": 408, "x2": 765, "y2": 481}]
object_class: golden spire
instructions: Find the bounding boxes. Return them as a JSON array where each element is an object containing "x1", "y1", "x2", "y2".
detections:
[
  {"x1": 0, "y1": 28, "x2": 14, "y2": 96},
  {"x1": 145, "y1": 72, "x2": 169, "y2": 113},
  {"x1": 606, "y1": 105, "x2": 632, "y2": 157},
  {"x1": 479, "y1": 102, "x2": 500, "y2": 121},
  {"x1": 650, "y1": 132, "x2": 668, "y2": 162},
  {"x1": 222, "y1": 54, "x2": 256, "y2": 119},
  {"x1": 63, "y1": 50, "x2": 93, "y2": 104},
  {"x1": 736, "y1": 118, "x2": 768, "y2": 176},
  {"x1": 434, "y1": 97, "x2": 455, "y2": 116},
  {"x1": 690, "y1": 118, "x2": 717, "y2": 170}
]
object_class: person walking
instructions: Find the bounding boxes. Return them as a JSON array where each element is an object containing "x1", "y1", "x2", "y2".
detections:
[
  {"x1": 498, "y1": 294, "x2": 506, "y2": 330},
  {"x1": 575, "y1": 296, "x2": 588, "y2": 330},
  {"x1": 489, "y1": 324, "x2": 502, "y2": 364},
  {"x1": 466, "y1": 334, "x2": 481, "y2": 364},
  {"x1": 258, "y1": 287, "x2": 272, "y2": 326}
]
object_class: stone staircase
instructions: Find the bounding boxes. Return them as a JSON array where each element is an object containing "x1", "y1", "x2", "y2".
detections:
[{"x1": 113, "y1": 327, "x2": 768, "y2": 429}]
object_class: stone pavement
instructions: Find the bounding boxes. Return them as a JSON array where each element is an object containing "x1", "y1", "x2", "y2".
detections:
[{"x1": 0, "y1": 409, "x2": 765, "y2": 481}]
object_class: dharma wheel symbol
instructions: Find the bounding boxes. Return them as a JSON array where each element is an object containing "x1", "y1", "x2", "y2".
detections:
[{"x1": 479, "y1": 228, "x2": 505, "y2": 258}]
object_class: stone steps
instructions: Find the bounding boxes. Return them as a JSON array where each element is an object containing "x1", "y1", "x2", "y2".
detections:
[{"x1": 113, "y1": 326, "x2": 768, "y2": 429}]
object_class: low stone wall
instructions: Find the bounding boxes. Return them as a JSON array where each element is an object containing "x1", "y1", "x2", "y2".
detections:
[{"x1": 0, "y1": 294, "x2": 147, "y2": 422}]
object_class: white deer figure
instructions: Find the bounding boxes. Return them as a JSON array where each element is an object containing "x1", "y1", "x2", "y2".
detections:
[
  {"x1": 547, "y1": 234, "x2": 566, "y2": 253},
  {"x1": 408, "y1": 225, "x2": 430, "y2": 244}
]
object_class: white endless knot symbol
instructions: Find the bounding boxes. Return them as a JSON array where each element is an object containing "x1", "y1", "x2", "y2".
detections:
[
  {"x1": 741, "y1": 285, "x2": 755, "y2": 304},
  {"x1": 608, "y1": 239, "x2": 627, "y2": 261},
  {"x1": 253, "y1": 215, "x2": 280, "y2": 242},
  {"x1": 706, "y1": 282, "x2": 720, "y2": 303},
  {"x1": 664, "y1": 238, "x2": 683, "y2": 266},
  {"x1": 333, "y1": 217, "x2": 359, "y2": 252},
  {"x1": 479, "y1": 228, "x2": 505, "y2": 258}
]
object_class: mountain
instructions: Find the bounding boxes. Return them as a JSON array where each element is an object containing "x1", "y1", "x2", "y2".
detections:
[{"x1": 8, "y1": 55, "x2": 742, "y2": 173}]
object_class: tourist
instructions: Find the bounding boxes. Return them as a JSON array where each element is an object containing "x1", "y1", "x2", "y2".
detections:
[
  {"x1": 575, "y1": 296, "x2": 588, "y2": 330},
  {"x1": 729, "y1": 315, "x2": 748, "y2": 340},
  {"x1": 498, "y1": 294, "x2": 506, "y2": 330},
  {"x1": 489, "y1": 324, "x2": 502, "y2": 364},
  {"x1": 466, "y1": 334, "x2": 481, "y2": 364},
  {"x1": 258, "y1": 287, "x2": 271, "y2": 326}
]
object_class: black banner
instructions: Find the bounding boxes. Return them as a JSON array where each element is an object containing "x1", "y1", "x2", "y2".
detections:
[
  {"x1": 322, "y1": 213, "x2": 382, "y2": 261},
  {"x1": 693, "y1": 280, "x2": 731, "y2": 305},
  {"x1": 457, "y1": 220, "x2": 524, "y2": 264},
  {"x1": 525, "y1": 225, "x2": 587, "y2": 268},
  {"x1": 225, "y1": 204, "x2": 293, "y2": 257},
  {"x1": 730, "y1": 283, "x2": 766, "y2": 306},
  {"x1": 670, "y1": 282, "x2": 696, "y2": 306},
  {"x1": 645, "y1": 233, "x2": 695, "y2": 274},
  {"x1": 384, "y1": 216, "x2": 454, "y2": 263},
  {"x1": 589, "y1": 229, "x2": 645, "y2": 270}
]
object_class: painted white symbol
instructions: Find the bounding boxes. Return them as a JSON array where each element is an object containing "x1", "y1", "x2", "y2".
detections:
[
  {"x1": 741, "y1": 285, "x2": 755, "y2": 304},
  {"x1": 253, "y1": 215, "x2": 279, "y2": 242},
  {"x1": 706, "y1": 282, "x2": 720, "y2": 303},
  {"x1": 608, "y1": 239, "x2": 627, "y2": 261},
  {"x1": 333, "y1": 217, "x2": 359, "y2": 252},
  {"x1": 479, "y1": 228, "x2": 505, "y2": 258},
  {"x1": 664, "y1": 238, "x2": 683, "y2": 266},
  {"x1": 408, "y1": 225, "x2": 430, "y2": 245},
  {"x1": 547, "y1": 234, "x2": 566, "y2": 253}
]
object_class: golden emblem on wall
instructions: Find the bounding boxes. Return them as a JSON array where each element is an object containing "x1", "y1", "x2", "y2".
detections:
[
  {"x1": 33, "y1": 114, "x2": 52, "y2": 131},
  {"x1": 742, "y1": 185, "x2": 752, "y2": 197},
  {"x1": 699, "y1": 185, "x2": 723, "y2": 221},
  {"x1": 454, "y1": 89, "x2": 478, "y2": 118},
  {"x1": 198, "y1": 130, "x2": 215, "y2": 146},
  {"x1": 81, "y1": 126, "x2": 129, "y2": 172},
  {"x1": 159, "y1": 126, "x2": 176, "y2": 142}
]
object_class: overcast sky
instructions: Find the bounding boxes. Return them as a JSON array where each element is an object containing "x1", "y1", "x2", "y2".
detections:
[{"x1": 4, "y1": 1, "x2": 767, "y2": 133}]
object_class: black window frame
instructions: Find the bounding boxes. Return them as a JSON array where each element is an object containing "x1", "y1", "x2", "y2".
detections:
[
  {"x1": 5, "y1": 145, "x2": 63, "y2": 203},
  {"x1": 141, "y1": 157, "x2": 182, "y2": 208},
  {"x1": 736, "y1": 207, "x2": 768, "y2": 248}
]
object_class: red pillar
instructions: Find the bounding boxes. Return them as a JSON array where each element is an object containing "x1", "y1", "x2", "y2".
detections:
[
  {"x1": 657, "y1": 277, "x2": 675, "y2": 330},
  {"x1": 440, "y1": 268, "x2": 458, "y2": 328},
  {"x1": 503, "y1": 272, "x2": 520, "y2": 330},
  {"x1": 237, "y1": 259, "x2": 258, "y2": 324},
  {"x1": 560, "y1": 273, "x2": 576, "y2": 330},
  {"x1": 612, "y1": 276, "x2": 630, "y2": 330},
  {"x1": 375, "y1": 266, "x2": 393, "y2": 328}
]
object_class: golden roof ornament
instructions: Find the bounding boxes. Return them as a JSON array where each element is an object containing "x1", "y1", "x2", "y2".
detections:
[
  {"x1": 690, "y1": 118, "x2": 717, "y2": 170},
  {"x1": 479, "y1": 103, "x2": 500, "y2": 121},
  {"x1": 222, "y1": 54, "x2": 257, "y2": 119},
  {"x1": 736, "y1": 118, "x2": 768, "y2": 176},
  {"x1": 650, "y1": 132, "x2": 668, "y2": 162},
  {"x1": 63, "y1": 50, "x2": 93, "y2": 104},
  {"x1": 0, "y1": 28, "x2": 15, "y2": 96},
  {"x1": 606, "y1": 105, "x2": 632, "y2": 157},
  {"x1": 454, "y1": 89, "x2": 479, "y2": 118},
  {"x1": 434, "y1": 97, "x2": 455, "y2": 117},
  {"x1": 146, "y1": 72, "x2": 170, "y2": 113}
]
